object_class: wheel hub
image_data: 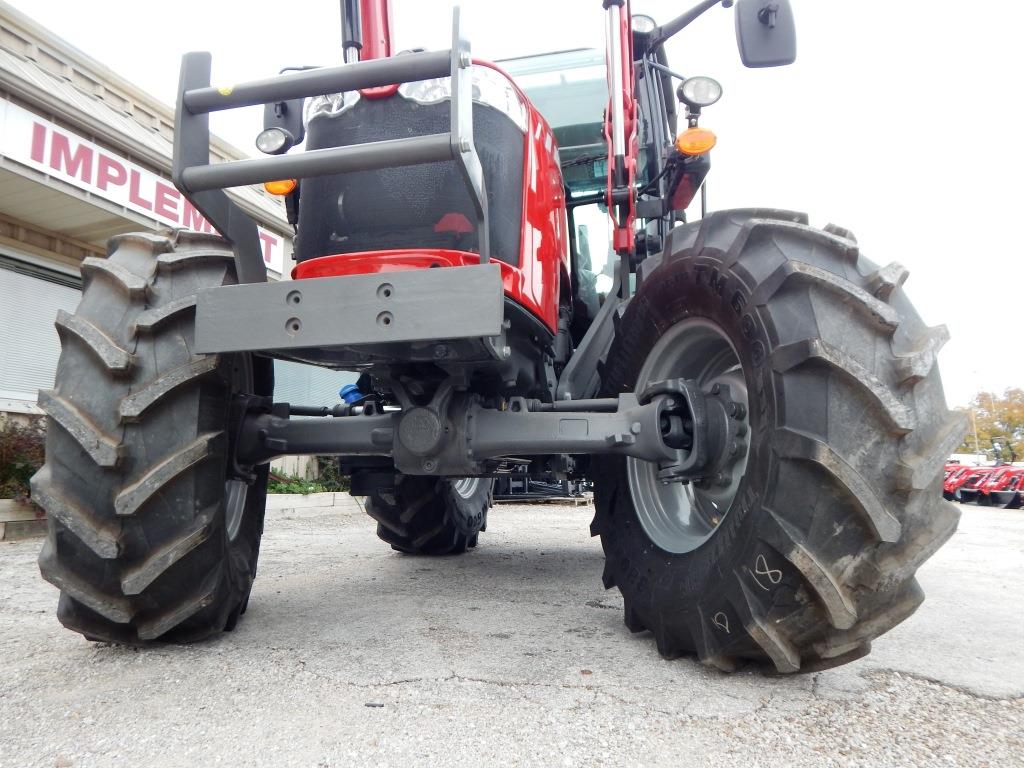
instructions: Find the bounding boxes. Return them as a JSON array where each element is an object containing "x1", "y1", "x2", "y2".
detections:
[
  {"x1": 639, "y1": 377, "x2": 747, "y2": 486},
  {"x1": 627, "y1": 319, "x2": 751, "y2": 554}
]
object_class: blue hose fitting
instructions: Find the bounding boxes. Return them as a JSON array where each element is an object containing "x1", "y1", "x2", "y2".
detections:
[{"x1": 339, "y1": 384, "x2": 363, "y2": 404}]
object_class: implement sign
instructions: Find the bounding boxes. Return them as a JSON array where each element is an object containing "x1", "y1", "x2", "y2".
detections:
[{"x1": 0, "y1": 97, "x2": 286, "y2": 274}]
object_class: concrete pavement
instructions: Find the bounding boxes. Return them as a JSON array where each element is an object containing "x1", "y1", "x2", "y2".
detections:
[{"x1": 0, "y1": 499, "x2": 1021, "y2": 767}]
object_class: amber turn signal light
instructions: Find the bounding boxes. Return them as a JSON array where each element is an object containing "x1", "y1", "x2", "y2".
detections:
[
  {"x1": 264, "y1": 179, "x2": 297, "y2": 195},
  {"x1": 675, "y1": 127, "x2": 717, "y2": 156}
]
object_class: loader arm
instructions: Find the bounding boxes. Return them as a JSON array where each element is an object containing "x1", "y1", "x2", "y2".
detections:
[{"x1": 603, "y1": 0, "x2": 639, "y2": 286}]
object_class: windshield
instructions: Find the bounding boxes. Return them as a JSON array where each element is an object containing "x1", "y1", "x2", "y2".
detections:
[
  {"x1": 501, "y1": 49, "x2": 608, "y2": 195},
  {"x1": 502, "y1": 49, "x2": 606, "y2": 133}
]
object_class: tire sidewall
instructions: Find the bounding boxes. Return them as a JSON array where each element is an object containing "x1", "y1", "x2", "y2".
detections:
[
  {"x1": 596, "y1": 246, "x2": 777, "y2": 612},
  {"x1": 223, "y1": 353, "x2": 274, "y2": 585}
]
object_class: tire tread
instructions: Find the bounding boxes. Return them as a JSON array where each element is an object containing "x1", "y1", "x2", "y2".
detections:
[{"x1": 594, "y1": 209, "x2": 964, "y2": 674}]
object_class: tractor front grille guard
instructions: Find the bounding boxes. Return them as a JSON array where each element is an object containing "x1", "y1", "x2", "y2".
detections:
[{"x1": 172, "y1": 8, "x2": 488, "y2": 284}]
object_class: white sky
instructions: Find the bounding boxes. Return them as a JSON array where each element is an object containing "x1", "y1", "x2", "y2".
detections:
[{"x1": 9, "y1": 0, "x2": 1023, "y2": 407}]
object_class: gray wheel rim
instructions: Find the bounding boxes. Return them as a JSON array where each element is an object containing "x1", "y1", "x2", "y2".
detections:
[
  {"x1": 452, "y1": 477, "x2": 481, "y2": 500},
  {"x1": 627, "y1": 319, "x2": 750, "y2": 554},
  {"x1": 224, "y1": 355, "x2": 253, "y2": 542},
  {"x1": 224, "y1": 479, "x2": 247, "y2": 542}
]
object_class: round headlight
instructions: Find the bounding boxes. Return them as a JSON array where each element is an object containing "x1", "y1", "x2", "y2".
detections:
[
  {"x1": 678, "y1": 76, "x2": 723, "y2": 109},
  {"x1": 255, "y1": 127, "x2": 294, "y2": 155},
  {"x1": 631, "y1": 14, "x2": 657, "y2": 34}
]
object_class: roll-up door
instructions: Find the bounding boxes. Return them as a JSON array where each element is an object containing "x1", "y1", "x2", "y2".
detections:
[{"x1": 0, "y1": 256, "x2": 81, "y2": 411}]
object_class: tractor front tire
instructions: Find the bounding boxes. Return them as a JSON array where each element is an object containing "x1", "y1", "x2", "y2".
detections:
[
  {"x1": 33, "y1": 231, "x2": 271, "y2": 644},
  {"x1": 592, "y1": 209, "x2": 966, "y2": 673},
  {"x1": 365, "y1": 476, "x2": 490, "y2": 555}
]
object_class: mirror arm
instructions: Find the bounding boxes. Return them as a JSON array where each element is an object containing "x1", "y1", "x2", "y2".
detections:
[
  {"x1": 648, "y1": 0, "x2": 733, "y2": 49},
  {"x1": 758, "y1": 2, "x2": 780, "y2": 28}
]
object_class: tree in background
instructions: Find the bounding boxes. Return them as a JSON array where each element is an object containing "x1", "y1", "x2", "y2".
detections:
[{"x1": 956, "y1": 388, "x2": 1024, "y2": 461}]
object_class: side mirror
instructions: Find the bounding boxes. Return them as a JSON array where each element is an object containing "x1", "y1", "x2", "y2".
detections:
[{"x1": 734, "y1": 0, "x2": 796, "y2": 68}]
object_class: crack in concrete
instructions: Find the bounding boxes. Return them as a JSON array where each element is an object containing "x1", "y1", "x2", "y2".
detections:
[
  {"x1": 291, "y1": 662, "x2": 687, "y2": 714},
  {"x1": 866, "y1": 667, "x2": 1024, "y2": 702}
]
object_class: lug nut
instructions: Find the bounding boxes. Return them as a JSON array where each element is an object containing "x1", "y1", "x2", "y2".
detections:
[
  {"x1": 711, "y1": 384, "x2": 721, "y2": 395},
  {"x1": 727, "y1": 402, "x2": 747, "y2": 420}
]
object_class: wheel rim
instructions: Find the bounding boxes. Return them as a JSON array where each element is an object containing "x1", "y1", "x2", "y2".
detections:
[
  {"x1": 224, "y1": 354, "x2": 253, "y2": 542},
  {"x1": 627, "y1": 318, "x2": 750, "y2": 554},
  {"x1": 452, "y1": 477, "x2": 481, "y2": 499}
]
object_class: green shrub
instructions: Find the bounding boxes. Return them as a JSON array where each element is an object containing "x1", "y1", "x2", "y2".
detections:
[
  {"x1": 266, "y1": 476, "x2": 326, "y2": 495},
  {"x1": 315, "y1": 456, "x2": 350, "y2": 493},
  {"x1": 266, "y1": 458, "x2": 351, "y2": 494},
  {"x1": 0, "y1": 417, "x2": 46, "y2": 501}
]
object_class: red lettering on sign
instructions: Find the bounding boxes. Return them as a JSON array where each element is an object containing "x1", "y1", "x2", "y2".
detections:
[
  {"x1": 181, "y1": 199, "x2": 214, "y2": 233},
  {"x1": 96, "y1": 155, "x2": 127, "y2": 191},
  {"x1": 153, "y1": 181, "x2": 180, "y2": 221},
  {"x1": 49, "y1": 133, "x2": 93, "y2": 183},
  {"x1": 258, "y1": 230, "x2": 277, "y2": 266},
  {"x1": 128, "y1": 170, "x2": 152, "y2": 210},
  {"x1": 30, "y1": 123, "x2": 45, "y2": 163}
]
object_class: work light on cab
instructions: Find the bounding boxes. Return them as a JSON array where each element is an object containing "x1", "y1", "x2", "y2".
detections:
[
  {"x1": 255, "y1": 127, "x2": 294, "y2": 155},
  {"x1": 678, "y1": 75, "x2": 722, "y2": 109},
  {"x1": 631, "y1": 14, "x2": 656, "y2": 33}
]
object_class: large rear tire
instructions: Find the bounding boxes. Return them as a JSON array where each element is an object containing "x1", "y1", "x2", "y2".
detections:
[
  {"x1": 592, "y1": 209, "x2": 966, "y2": 673},
  {"x1": 33, "y1": 231, "x2": 272, "y2": 644},
  {"x1": 365, "y1": 476, "x2": 490, "y2": 555}
]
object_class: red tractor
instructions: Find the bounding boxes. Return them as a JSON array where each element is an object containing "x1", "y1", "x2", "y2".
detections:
[
  {"x1": 943, "y1": 465, "x2": 977, "y2": 500},
  {"x1": 33, "y1": 1, "x2": 964, "y2": 672},
  {"x1": 957, "y1": 466, "x2": 998, "y2": 504},
  {"x1": 978, "y1": 466, "x2": 1024, "y2": 508}
]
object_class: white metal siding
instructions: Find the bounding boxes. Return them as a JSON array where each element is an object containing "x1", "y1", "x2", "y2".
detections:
[
  {"x1": 0, "y1": 262, "x2": 80, "y2": 408},
  {"x1": 0, "y1": 258, "x2": 355, "y2": 412},
  {"x1": 274, "y1": 360, "x2": 357, "y2": 409}
]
